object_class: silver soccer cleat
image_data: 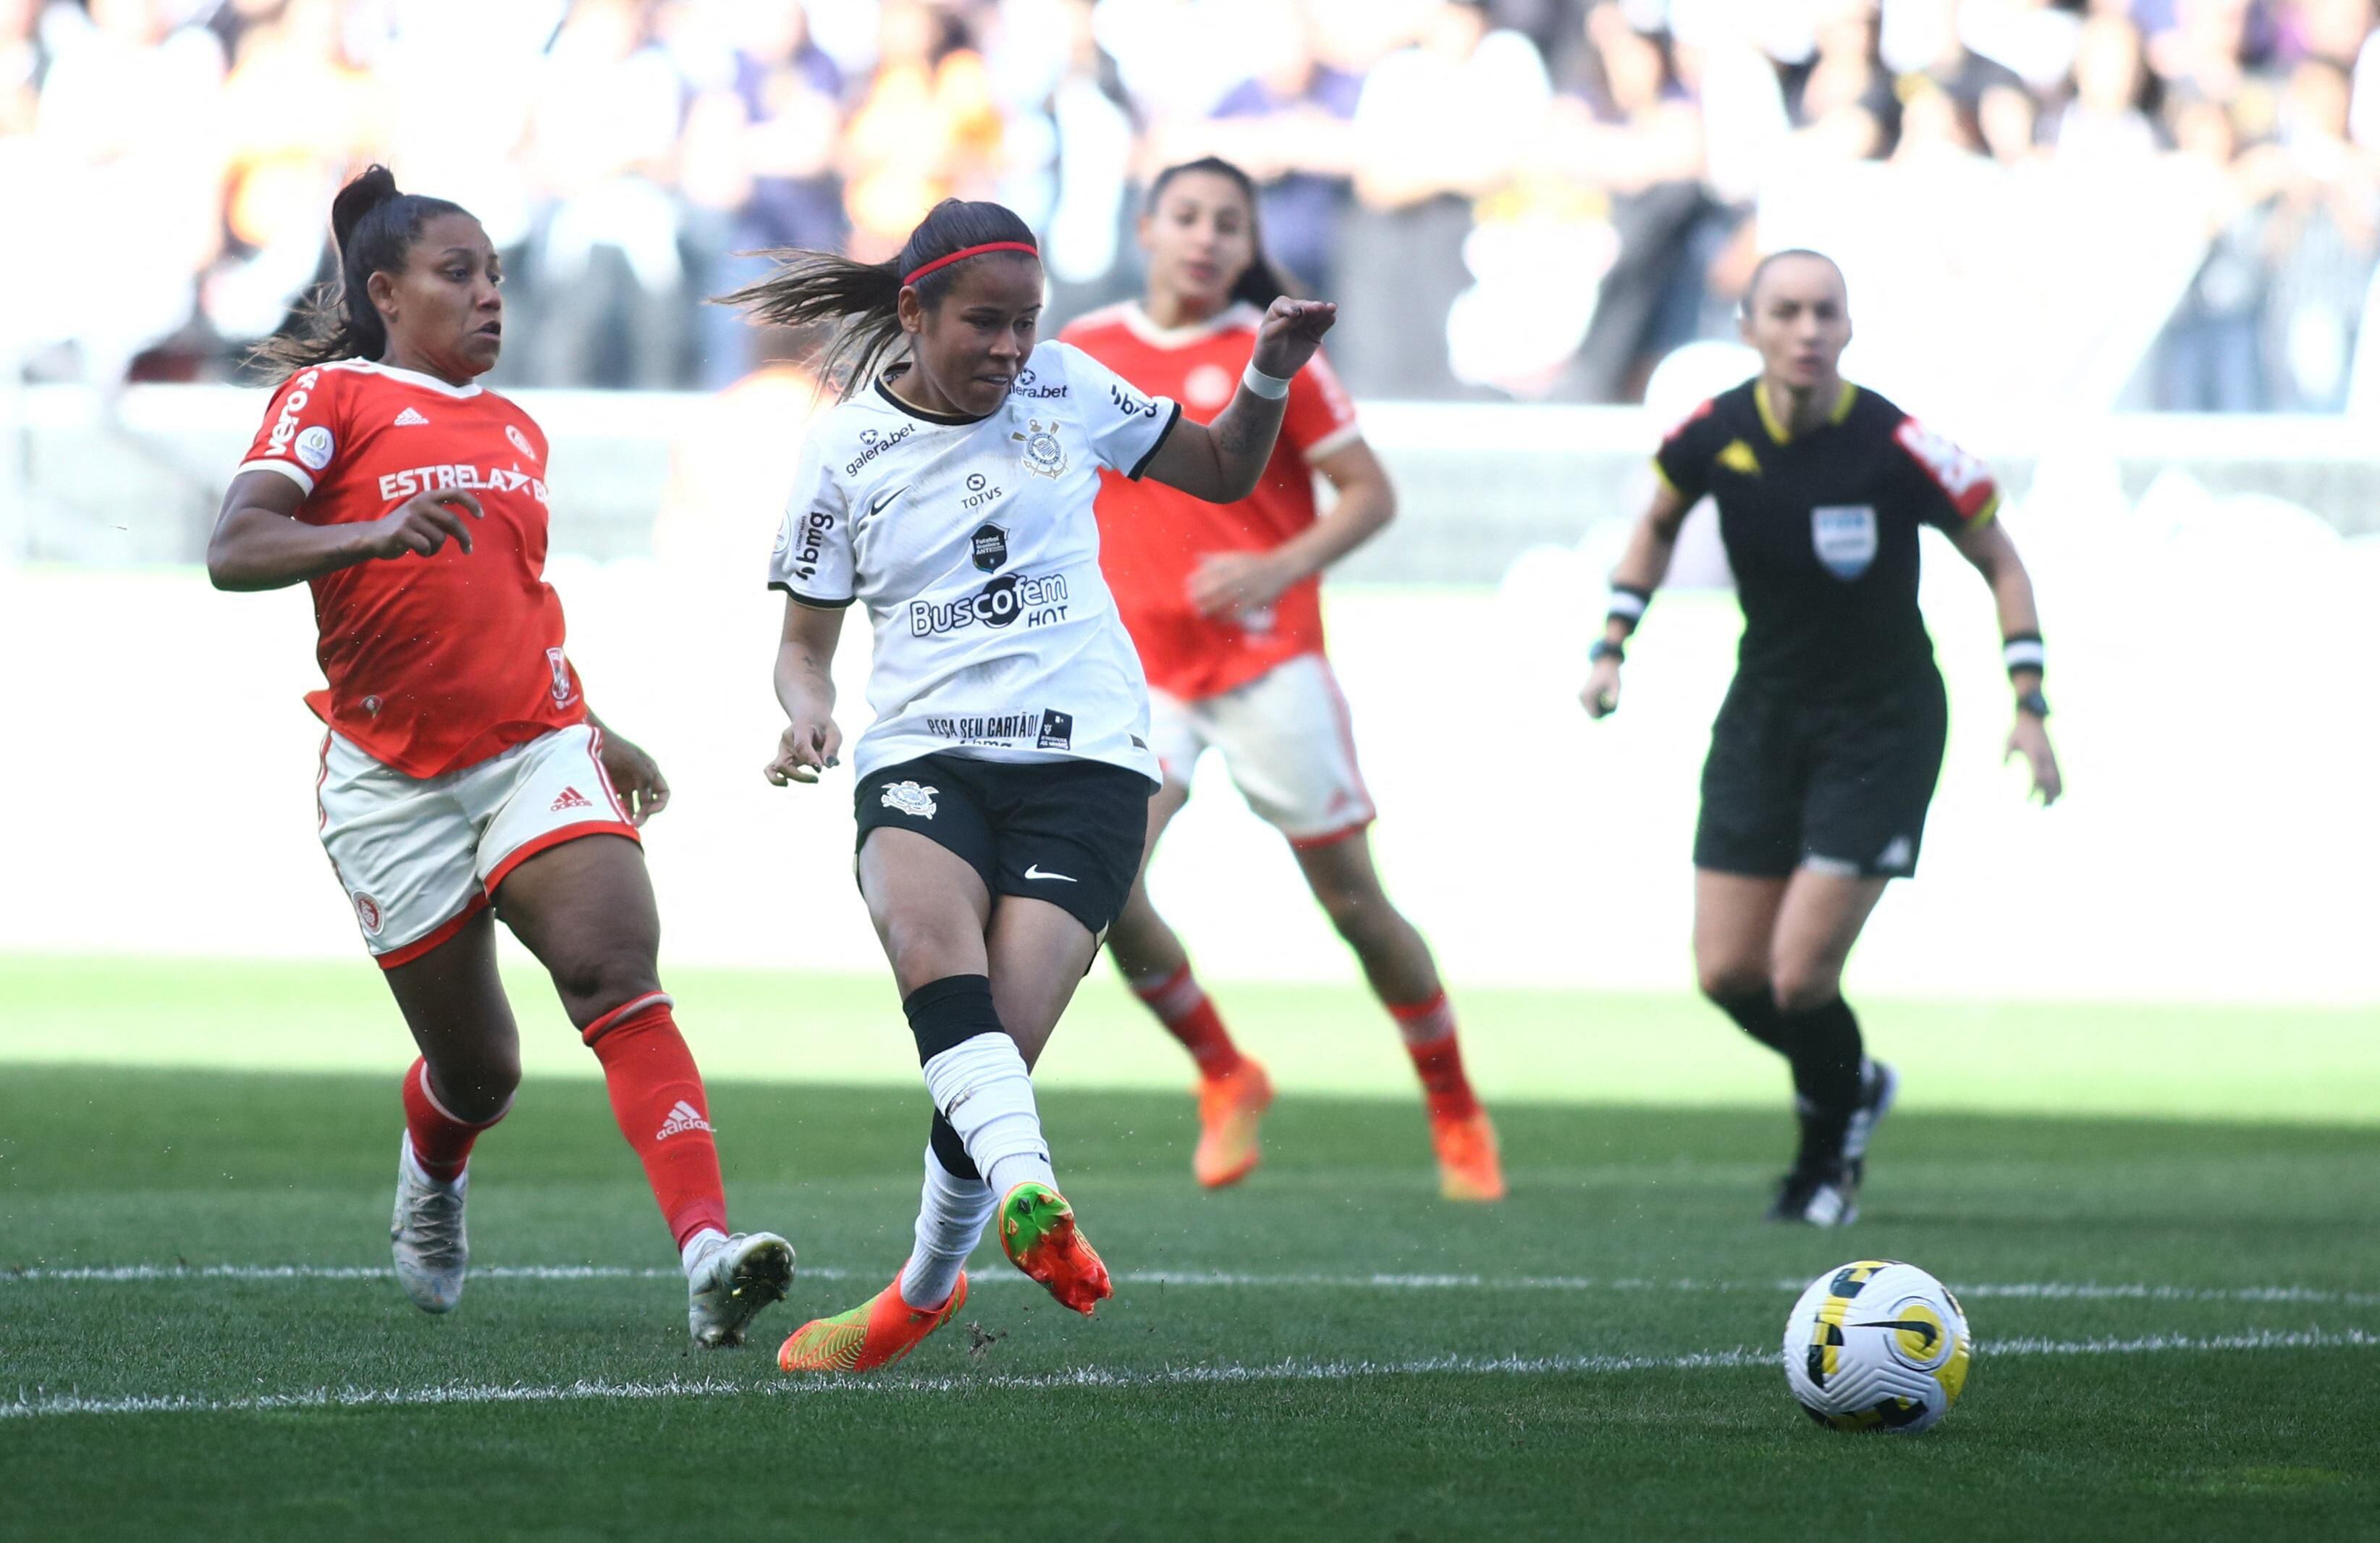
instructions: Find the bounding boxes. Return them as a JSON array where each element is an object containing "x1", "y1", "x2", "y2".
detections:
[
  {"x1": 389, "y1": 1135, "x2": 469, "y2": 1313},
  {"x1": 686, "y1": 1231, "x2": 796, "y2": 1347}
]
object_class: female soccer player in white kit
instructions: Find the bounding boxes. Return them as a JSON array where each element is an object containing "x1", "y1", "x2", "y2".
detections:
[{"x1": 727, "y1": 198, "x2": 1335, "y2": 1371}]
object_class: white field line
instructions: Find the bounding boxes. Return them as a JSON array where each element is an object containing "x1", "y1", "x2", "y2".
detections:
[
  {"x1": 5, "y1": 1328, "x2": 2376, "y2": 1424},
  {"x1": 6, "y1": 1263, "x2": 2378, "y2": 1310}
]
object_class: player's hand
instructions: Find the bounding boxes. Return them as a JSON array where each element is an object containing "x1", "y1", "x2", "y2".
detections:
[
  {"x1": 368, "y1": 489, "x2": 484, "y2": 560},
  {"x1": 2006, "y1": 713, "x2": 2062, "y2": 806},
  {"x1": 1581, "y1": 655, "x2": 1623, "y2": 719},
  {"x1": 764, "y1": 715, "x2": 842, "y2": 786},
  {"x1": 1249, "y1": 298, "x2": 1337, "y2": 382},
  {"x1": 598, "y1": 731, "x2": 670, "y2": 825},
  {"x1": 1186, "y1": 550, "x2": 1291, "y2": 619}
]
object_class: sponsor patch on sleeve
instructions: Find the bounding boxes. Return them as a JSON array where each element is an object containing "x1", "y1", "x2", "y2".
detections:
[{"x1": 1893, "y1": 418, "x2": 1997, "y2": 525}]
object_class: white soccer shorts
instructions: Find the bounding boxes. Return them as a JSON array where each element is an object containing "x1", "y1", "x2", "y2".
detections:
[
  {"x1": 1146, "y1": 652, "x2": 1377, "y2": 848},
  {"x1": 315, "y1": 723, "x2": 640, "y2": 967}
]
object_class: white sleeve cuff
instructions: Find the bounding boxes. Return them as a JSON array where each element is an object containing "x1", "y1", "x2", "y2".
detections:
[
  {"x1": 1299, "y1": 424, "x2": 1364, "y2": 464},
  {"x1": 235, "y1": 458, "x2": 316, "y2": 496}
]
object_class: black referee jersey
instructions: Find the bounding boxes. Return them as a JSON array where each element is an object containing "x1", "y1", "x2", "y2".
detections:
[{"x1": 1654, "y1": 379, "x2": 1999, "y2": 700}]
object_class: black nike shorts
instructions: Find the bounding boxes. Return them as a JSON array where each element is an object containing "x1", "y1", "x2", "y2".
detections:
[
  {"x1": 1693, "y1": 668, "x2": 1949, "y2": 880},
  {"x1": 853, "y1": 753, "x2": 1155, "y2": 937}
]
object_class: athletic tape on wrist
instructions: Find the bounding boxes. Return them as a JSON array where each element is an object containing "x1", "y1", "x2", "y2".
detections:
[
  {"x1": 1241, "y1": 362, "x2": 1291, "y2": 400},
  {"x1": 1606, "y1": 585, "x2": 1651, "y2": 632},
  {"x1": 2002, "y1": 634, "x2": 2046, "y2": 676}
]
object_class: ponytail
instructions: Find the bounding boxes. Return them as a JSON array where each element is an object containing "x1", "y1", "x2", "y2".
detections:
[
  {"x1": 715, "y1": 199, "x2": 1040, "y2": 400},
  {"x1": 1145, "y1": 156, "x2": 1296, "y2": 310},
  {"x1": 251, "y1": 165, "x2": 468, "y2": 379}
]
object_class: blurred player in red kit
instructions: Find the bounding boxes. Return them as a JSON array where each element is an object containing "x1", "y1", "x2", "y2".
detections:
[
  {"x1": 208, "y1": 167, "x2": 793, "y2": 1342},
  {"x1": 1063, "y1": 159, "x2": 1503, "y2": 1201}
]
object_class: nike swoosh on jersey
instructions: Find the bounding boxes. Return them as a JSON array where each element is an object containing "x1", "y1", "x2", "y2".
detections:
[
  {"x1": 1023, "y1": 865, "x2": 1077, "y2": 883},
  {"x1": 868, "y1": 483, "x2": 911, "y2": 516}
]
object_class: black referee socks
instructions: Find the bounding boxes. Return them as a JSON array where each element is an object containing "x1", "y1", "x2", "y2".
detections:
[
  {"x1": 1781, "y1": 996, "x2": 1866, "y2": 1119},
  {"x1": 1712, "y1": 991, "x2": 1795, "y2": 1059},
  {"x1": 903, "y1": 974, "x2": 1006, "y2": 1064}
]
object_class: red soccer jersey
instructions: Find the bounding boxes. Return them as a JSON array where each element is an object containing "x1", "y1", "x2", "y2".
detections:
[
  {"x1": 1060, "y1": 302, "x2": 1362, "y2": 701},
  {"x1": 237, "y1": 358, "x2": 586, "y2": 778}
]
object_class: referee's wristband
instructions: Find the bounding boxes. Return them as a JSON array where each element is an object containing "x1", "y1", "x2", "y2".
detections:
[
  {"x1": 1606, "y1": 584, "x2": 1652, "y2": 635},
  {"x1": 2002, "y1": 632, "x2": 2046, "y2": 678},
  {"x1": 1241, "y1": 362, "x2": 1291, "y2": 400}
]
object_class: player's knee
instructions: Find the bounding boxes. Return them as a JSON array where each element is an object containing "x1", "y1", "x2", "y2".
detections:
[
  {"x1": 1315, "y1": 884, "x2": 1386, "y2": 943},
  {"x1": 550, "y1": 952, "x2": 663, "y2": 1024},
  {"x1": 1697, "y1": 963, "x2": 1768, "y2": 1004},
  {"x1": 434, "y1": 1048, "x2": 520, "y2": 1122},
  {"x1": 881, "y1": 910, "x2": 984, "y2": 991},
  {"x1": 1769, "y1": 962, "x2": 1844, "y2": 1016}
]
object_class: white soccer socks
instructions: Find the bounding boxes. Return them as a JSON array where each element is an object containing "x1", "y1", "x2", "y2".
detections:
[
  {"x1": 906, "y1": 975, "x2": 1059, "y2": 1201},
  {"x1": 898, "y1": 1143, "x2": 995, "y2": 1310}
]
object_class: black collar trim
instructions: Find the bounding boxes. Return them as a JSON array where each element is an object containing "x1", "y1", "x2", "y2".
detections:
[{"x1": 874, "y1": 369, "x2": 992, "y2": 426}]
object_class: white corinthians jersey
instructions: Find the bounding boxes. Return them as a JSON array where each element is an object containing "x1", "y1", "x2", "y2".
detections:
[{"x1": 769, "y1": 340, "x2": 1181, "y2": 783}]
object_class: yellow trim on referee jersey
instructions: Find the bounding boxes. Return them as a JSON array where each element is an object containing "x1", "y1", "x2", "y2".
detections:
[
  {"x1": 1650, "y1": 456, "x2": 1679, "y2": 495},
  {"x1": 1967, "y1": 491, "x2": 2001, "y2": 530},
  {"x1": 1756, "y1": 379, "x2": 1859, "y2": 445}
]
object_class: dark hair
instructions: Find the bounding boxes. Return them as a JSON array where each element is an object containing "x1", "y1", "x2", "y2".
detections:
[
  {"x1": 1144, "y1": 157, "x2": 1294, "y2": 309},
  {"x1": 1741, "y1": 248, "x2": 1845, "y2": 316},
  {"x1": 714, "y1": 200, "x2": 1039, "y2": 400},
  {"x1": 252, "y1": 166, "x2": 470, "y2": 378}
]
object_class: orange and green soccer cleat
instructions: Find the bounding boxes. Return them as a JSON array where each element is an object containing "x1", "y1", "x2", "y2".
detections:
[
  {"x1": 1193, "y1": 1059, "x2": 1274, "y2": 1189},
  {"x1": 1431, "y1": 1109, "x2": 1507, "y2": 1202},
  {"x1": 776, "y1": 1270, "x2": 969, "y2": 1374},
  {"x1": 997, "y1": 1182, "x2": 1113, "y2": 1315}
]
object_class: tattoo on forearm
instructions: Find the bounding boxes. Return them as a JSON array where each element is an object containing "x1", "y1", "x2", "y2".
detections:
[{"x1": 1215, "y1": 398, "x2": 1284, "y2": 461}]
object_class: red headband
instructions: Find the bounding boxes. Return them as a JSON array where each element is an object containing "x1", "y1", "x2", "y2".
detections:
[{"x1": 902, "y1": 241, "x2": 1040, "y2": 286}]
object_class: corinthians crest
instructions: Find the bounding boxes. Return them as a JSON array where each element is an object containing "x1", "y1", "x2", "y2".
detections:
[
  {"x1": 879, "y1": 781, "x2": 939, "y2": 819},
  {"x1": 1012, "y1": 417, "x2": 1068, "y2": 479}
]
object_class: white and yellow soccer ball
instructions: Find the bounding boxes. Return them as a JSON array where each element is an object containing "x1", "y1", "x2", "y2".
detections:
[{"x1": 1784, "y1": 1259, "x2": 1972, "y2": 1433}]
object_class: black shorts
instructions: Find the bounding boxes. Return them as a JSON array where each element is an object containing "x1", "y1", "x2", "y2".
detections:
[
  {"x1": 854, "y1": 754, "x2": 1155, "y2": 937},
  {"x1": 1693, "y1": 668, "x2": 1949, "y2": 880}
]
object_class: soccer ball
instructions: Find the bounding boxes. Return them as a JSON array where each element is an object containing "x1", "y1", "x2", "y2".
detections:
[{"x1": 1783, "y1": 1259, "x2": 1971, "y2": 1434}]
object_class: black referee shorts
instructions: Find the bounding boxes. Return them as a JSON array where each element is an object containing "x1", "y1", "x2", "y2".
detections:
[
  {"x1": 1692, "y1": 668, "x2": 1949, "y2": 880},
  {"x1": 854, "y1": 753, "x2": 1155, "y2": 937}
]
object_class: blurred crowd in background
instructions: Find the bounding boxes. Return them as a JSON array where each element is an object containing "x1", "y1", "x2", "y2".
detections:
[{"x1": 5, "y1": 0, "x2": 2380, "y2": 408}]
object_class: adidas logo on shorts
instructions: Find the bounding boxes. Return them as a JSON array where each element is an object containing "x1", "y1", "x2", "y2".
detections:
[
  {"x1": 393, "y1": 407, "x2": 430, "y2": 426},
  {"x1": 550, "y1": 786, "x2": 594, "y2": 812},
  {"x1": 655, "y1": 1099, "x2": 714, "y2": 1141}
]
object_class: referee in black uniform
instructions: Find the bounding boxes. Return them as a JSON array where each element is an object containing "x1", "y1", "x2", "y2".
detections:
[{"x1": 1582, "y1": 249, "x2": 2062, "y2": 1226}]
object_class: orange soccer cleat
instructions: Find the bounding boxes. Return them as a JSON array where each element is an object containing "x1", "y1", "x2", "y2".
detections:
[
  {"x1": 1431, "y1": 1108, "x2": 1507, "y2": 1203},
  {"x1": 1192, "y1": 1059, "x2": 1275, "y2": 1190},
  {"x1": 997, "y1": 1182, "x2": 1113, "y2": 1315},
  {"x1": 777, "y1": 1270, "x2": 969, "y2": 1374}
]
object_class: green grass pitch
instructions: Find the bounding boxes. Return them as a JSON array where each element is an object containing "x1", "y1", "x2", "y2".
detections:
[{"x1": 2, "y1": 958, "x2": 2377, "y2": 1542}]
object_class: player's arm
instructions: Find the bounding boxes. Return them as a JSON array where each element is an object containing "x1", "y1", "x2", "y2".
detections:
[
  {"x1": 1949, "y1": 516, "x2": 2062, "y2": 807},
  {"x1": 584, "y1": 710, "x2": 670, "y2": 825},
  {"x1": 1580, "y1": 477, "x2": 1695, "y2": 719},
  {"x1": 764, "y1": 596, "x2": 846, "y2": 787},
  {"x1": 1186, "y1": 437, "x2": 1395, "y2": 618},
  {"x1": 206, "y1": 471, "x2": 484, "y2": 592},
  {"x1": 1139, "y1": 299, "x2": 1338, "y2": 503}
]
